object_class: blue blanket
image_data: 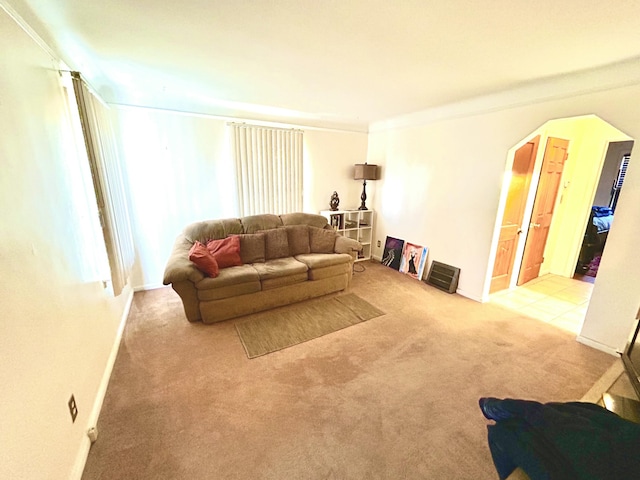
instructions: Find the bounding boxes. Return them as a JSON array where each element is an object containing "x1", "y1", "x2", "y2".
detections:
[
  {"x1": 592, "y1": 206, "x2": 613, "y2": 218},
  {"x1": 479, "y1": 397, "x2": 640, "y2": 480}
]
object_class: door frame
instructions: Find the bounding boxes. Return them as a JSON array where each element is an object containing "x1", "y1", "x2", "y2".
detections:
[{"x1": 484, "y1": 115, "x2": 635, "y2": 301}]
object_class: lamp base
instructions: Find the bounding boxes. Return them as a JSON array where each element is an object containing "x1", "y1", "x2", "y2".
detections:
[{"x1": 359, "y1": 180, "x2": 368, "y2": 211}]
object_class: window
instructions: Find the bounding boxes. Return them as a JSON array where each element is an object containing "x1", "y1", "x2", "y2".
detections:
[
  {"x1": 69, "y1": 72, "x2": 134, "y2": 296},
  {"x1": 230, "y1": 123, "x2": 303, "y2": 216}
]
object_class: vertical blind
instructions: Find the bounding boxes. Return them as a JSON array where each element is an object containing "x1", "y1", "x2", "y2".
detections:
[
  {"x1": 231, "y1": 123, "x2": 303, "y2": 216},
  {"x1": 71, "y1": 72, "x2": 134, "y2": 296}
]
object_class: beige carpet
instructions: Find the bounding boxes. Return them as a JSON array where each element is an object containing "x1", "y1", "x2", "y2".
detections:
[
  {"x1": 236, "y1": 293, "x2": 384, "y2": 358},
  {"x1": 82, "y1": 262, "x2": 616, "y2": 480}
]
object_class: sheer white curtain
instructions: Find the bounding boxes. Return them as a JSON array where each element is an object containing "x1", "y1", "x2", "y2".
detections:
[
  {"x1": 231, "y1": 123, "x2": 303, "y2": 216},
  {"x1": 71, "y1": 72, "x2": 134, "y2": 296}
]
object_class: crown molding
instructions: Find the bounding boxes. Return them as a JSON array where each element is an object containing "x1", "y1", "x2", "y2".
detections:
[
  {"x1": 0, "y1": 0, "x2": 67, "y2": 69},
  {"x1": 369, "y1": 57, "x2": 640, "y2": 133}
]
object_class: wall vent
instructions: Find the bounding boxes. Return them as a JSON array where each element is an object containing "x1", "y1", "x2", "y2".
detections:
[{"x1": 425, "y1": 261, "x2": 460, "y2": 294}]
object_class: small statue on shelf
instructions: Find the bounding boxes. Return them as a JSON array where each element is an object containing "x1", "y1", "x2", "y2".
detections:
[{"x1": 329, "y1": 191, "x2": 340, "y2": 211}]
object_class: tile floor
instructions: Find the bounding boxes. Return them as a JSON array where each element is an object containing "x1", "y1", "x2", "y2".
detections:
[{"x1": 490, "y1": 274, "x2": 594, "y2": 334}]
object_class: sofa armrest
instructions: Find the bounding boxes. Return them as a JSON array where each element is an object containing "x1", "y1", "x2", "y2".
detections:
[
  {"x1": 334, "y1": 236, "x2": 362, "y2": 260},
  {"x1": 163, "y1": 235, "x2": 205, "y2": 285}
]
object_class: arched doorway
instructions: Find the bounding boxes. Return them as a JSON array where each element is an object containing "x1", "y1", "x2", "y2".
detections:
[{"x1": 488, "y1": 115, "x2": 634, "y2": 332}]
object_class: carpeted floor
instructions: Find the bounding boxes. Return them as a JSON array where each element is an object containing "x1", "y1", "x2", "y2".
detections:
[{"x1": 82, "y1": 262, "x2": 615, "y2": 480}]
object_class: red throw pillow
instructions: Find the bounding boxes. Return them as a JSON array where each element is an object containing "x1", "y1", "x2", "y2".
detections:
[
  {"x1": 188, "y1": 241, "x2": 220, "y2": 278},
  {"x1": 206, "y1": 236, "x2": 243, "y2": 269}
]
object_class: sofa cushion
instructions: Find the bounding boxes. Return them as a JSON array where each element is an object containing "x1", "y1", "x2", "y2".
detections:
[
  {"x1": 307, "y1": 263, "x2": 351, "y2": 281},
  {"x1": 295, "y1": 253, "x2": 352, "y2": 270},
  {"x1": 241, "y1": 214, "x2": 283, "y2": 234},
  {"x1": 280, "y1": 212, "x2": 329, "y2": 229},
  {"x1": 236, "y1": 233, "x2": 265, "y2": 264},
  {"x1": 196, "y1": 264, "x2": 259, "y2": 289},
  {"x1": 188, "y1": 241, "x2": 220, "y2": 278},
  {"x1": 260, "y1": 228, "x2": 290, "y2": 260},
  {"x1": 184, "y1": 218, "x2": 243, "y2": 243},
  {"x1": 197, "y1": 281, "x2": 261, "y2": 301},
  {"x1": 282, "y1": 225, "x2": 310, "y2": 256},
  {"x1": 252, "y1": 257, "x2": 308, "y2": 280},
  {"x1": 309, "y1": 226, "x2": 337, "y2": 253},
  {"x1": 206, "y1": 236, "x2": 243, "y2": 268},
  {"x1": 262, "y1": 272, "x2": 308, "y2": 291}
]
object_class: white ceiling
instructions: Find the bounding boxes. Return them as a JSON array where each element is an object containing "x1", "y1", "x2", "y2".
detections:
[{"x1": 9, "y1": 0, "x2": 640, "y2": 130}]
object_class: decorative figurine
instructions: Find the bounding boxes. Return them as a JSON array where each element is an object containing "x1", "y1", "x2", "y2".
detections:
[{"x1": 329, "y1": 191, "x2": 340, "y2": 211}]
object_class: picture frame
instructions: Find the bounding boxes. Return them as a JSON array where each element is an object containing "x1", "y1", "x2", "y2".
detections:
[
  {"x1": 382, "y1": 236, "x2": 404, "y2": 271},
  {"x1": 399, "y1": 242, "x2": 428, "y2": 280}
]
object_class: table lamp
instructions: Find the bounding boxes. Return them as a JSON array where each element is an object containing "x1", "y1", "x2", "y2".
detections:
[{"x1": 354, "y1": 163, "x2": 379, "y2": 210}]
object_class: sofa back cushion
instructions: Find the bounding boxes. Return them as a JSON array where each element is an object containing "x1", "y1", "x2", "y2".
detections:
[
  {"x1": 283, "y1": 225, "x2": 310, "y2": 256},
  {"x1": 260, "y1": 228, "x2": 290, "y2": 260},
  {"x1": 280, "y1": 213, "x2": 329, "y2": 229},
  {"x1": 184, "y1": 218, "x2": 243, "y2": 243},
  {"x1": 189, "y1": 241, "x2": 220, "y2": 277},
  {"x1": 206, "y1": 236, "x2": 243, "y2": 268},
  {"x1": 241, "y1": 214, "x2": 283, "y2": 234},
  {"x1": 236, "y1": 233, "x2": 266, "y2": 264},
  {"x1": 309, "y1": 226, "x2": 336, "y2": 253}
]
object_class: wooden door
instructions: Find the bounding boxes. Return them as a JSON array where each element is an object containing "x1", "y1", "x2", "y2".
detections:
[
  {"x1": 490, "y1": 136, "x2": 539, "y2": 293},
  {"x1": 518, "y1": 137, "x2": 569, "y2": 285}
]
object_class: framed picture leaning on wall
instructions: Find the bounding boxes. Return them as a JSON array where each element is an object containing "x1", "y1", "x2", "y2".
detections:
[
  {"x1": 399, "y1": 242, "x2": 428, "y2": 280},
  {"x1": 382, "y1": 236, "x2": 404, "y2": 271}
]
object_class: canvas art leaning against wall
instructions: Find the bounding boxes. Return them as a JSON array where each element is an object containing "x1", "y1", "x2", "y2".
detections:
[
  {"x1": 399, "y1": 242, "x2": 428, "y2": 280},
  {"x1": 382, "y1": 236, "x2": 404, "y2": 271}
]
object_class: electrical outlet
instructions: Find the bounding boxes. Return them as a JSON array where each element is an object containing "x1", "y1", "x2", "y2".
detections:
[
  {"x1": 377, "y1": 240, "x2": 381, "y2": 247},
  {"x1": 68, "y1": 395, "x2": 78, "y2": 423}
]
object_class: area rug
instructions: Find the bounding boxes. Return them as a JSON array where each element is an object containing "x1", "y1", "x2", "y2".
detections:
[{"x1": 235, "y1": 293, "x2": 384, "y2": 358}]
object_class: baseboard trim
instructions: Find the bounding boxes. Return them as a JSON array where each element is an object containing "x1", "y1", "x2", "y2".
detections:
[
  {"x1": 133, "y1": 282, "x2": 165, "y2": 292},
  {"x1": 454, "y1": 288, "x2": 483, "y2": 302},
  {"x1": 70, "y1": 287, "x2": 134, "y2": 480},
  {"x1": 576, "y1": 335, "x2": 621, "y2": 357}
]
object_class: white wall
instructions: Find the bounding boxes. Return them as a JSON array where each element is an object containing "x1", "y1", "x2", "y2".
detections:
[
  {"x1": 111, "y1": 107, "x2": 368, "y2": 289},
  {"x1": 368, "y1": 81, "x2": 640, "y2": 354},
  {"x1": 0, "y1": 8, "x2": 131, "y2": 479},
  {"x1": 303, "y1": 128, "x2": 369, "y2": 213}
]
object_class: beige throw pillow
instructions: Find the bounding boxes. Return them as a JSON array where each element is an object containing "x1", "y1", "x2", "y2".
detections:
[
  {"x1": 309, "y1": 226, "x2": 336, "y2": 253},
  {"x1": 236, "y1": 233, "x2": 266, "y2": 264},
  {"x1": 260, "y1": 228, "x2": 290, "y2": 260},
  {"x1": 283, "y1": 225, "x2": 310, "y2": 256}
]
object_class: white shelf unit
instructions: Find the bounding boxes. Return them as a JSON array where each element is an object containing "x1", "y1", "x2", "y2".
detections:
[{"x1": 320, "y1": 209, "x2": 374, "y2": 262}]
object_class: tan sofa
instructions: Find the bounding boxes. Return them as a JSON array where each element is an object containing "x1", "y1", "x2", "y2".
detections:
[{"x1": 163, "y1": 213, "x2": 362, "y2": 324}]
